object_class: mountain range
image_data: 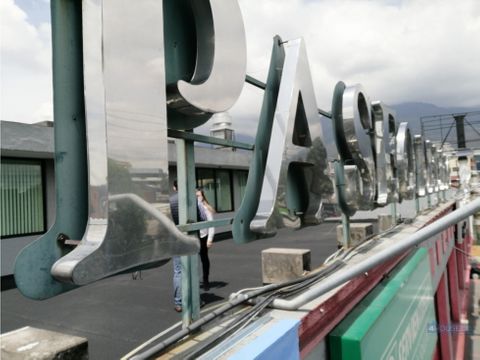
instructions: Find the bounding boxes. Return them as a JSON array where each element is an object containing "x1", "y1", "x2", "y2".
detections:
[
  {"x1": 390, "y1": 102, "x2": 479, "y2": 136},
  {"x1": 197, "y1": 102, "x2": 480, "y2": 148},
  {"x1": 390, "y1": 102, "x2": 480, "y2": 149}
]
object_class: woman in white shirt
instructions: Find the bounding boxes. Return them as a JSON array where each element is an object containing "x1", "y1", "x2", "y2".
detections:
[{"x1": 196, "y1": 188, "x2": 215, "y2": 291}]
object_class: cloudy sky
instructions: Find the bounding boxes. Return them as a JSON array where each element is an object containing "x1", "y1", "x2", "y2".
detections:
[{"x1": 1, "y1": 0, "x2": 479, "y2": 137}]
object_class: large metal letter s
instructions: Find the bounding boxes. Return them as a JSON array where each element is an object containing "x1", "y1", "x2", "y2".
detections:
[
  {"x1": 431, "y1": 144, "x2": 440, "y2": 192},
  {"x1": 425, "y1": 140, "x2": 435, "y2": 194},
  {"x1": 396, "y1": 122, "x2": 415, "y2": 201},
  {"x1": 332, "y1": 83, "x2": 376, "y2": 213},
  {"x1": 414, "y1": 135, "x2": 427, "y2": 197},
  {"x1": 371, "y1": 101, "x2": 397, "y2": 206},
  {"x1": 165, "y1": 0, "x2": 247, "y2": 129},
  {"x1": 437, "y1": 150, "x2": 449, "y2": 191}
]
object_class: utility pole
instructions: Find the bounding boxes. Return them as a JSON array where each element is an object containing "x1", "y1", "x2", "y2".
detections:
[{"x1": 454, "y1": 114, "x2": 466, "y2": 149}]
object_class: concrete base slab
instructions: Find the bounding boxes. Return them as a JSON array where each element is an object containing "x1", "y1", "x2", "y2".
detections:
[
  {"x1": 378, "y1": 214, "x2": 395, "y2": 232},
  {"x1": 262, "y1": 248, "x2": 311, "y2": 284},
  {"x1": 1, "y1": 326, "x2": 88, "y2": 360},
  {"x1": 336, "y1": 223, "x2": 374, "y2": 248}
]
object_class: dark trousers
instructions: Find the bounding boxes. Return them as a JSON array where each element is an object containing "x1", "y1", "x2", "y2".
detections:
[{"x1": 199, "y1": 236, "x2": 210, "y2": 283}]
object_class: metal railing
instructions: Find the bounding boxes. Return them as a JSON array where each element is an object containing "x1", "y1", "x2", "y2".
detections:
[{"x1": 265, "y1": 197, "x2": 480, "y2": 310}]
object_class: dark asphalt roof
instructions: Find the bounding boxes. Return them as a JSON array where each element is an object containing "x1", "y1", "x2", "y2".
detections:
[{"x1": 1, "y1": 223, "x2": 340, "y2": 359}]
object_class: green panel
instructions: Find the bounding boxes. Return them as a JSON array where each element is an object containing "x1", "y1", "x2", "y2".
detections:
[
  {"x1": 164, "y1": 0, "x2": 211, "y2": 130},
  {"x1": 232, "y1": 36, "x2": 285, "y2": 244},
  {"x1": 329, "y1": 248, "x2": 437, "y2": 360},
  {"x1": 14, "y1": 0, "x2": 88, "y2": 300}
]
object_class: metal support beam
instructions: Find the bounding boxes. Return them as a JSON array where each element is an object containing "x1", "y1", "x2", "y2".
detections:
[
  {"x1": 168, "y1": 129, "x2": 254, "y2": 150},
  {"x1": 245, "y1": 74, "x2": 332, "y2": 119},
  {"x1": 465, "y1": 119, "x2": 480, "y2": 139},
  {"x1": 14, "y1": 0, "x2": 87, "y2": 300},
  {"x1": 245, "y1": 74, "x2": 266, "y2": 90},
  {"x1": 317, "y1": 108, "x2": 332, "y2": 119},
  {"x1": 268, "y1": 197, "x2": 480, "y2": 310},
  {"x1": 178, "y1": 218, "x2": 232, "y2": 232},
  {"x1": 440, "y1": 121, "x2": 455, "y2": 150},
  {"x1": 176, "y1": 138, "x2": 200, "y2": 327}
]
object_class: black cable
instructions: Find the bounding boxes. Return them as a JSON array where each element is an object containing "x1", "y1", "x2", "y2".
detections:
[
  {"x1": 178, "y1": 261, "x2": 345, "y2": 360},
  {"x1": 130, "y1": 259, "x2": 344, "y2": 359},
  {"x1": 181, "y1": 294, "x2": 277, "y2": 360}
]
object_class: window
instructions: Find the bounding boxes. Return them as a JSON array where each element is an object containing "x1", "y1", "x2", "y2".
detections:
[
  {"x1": 237, "y1": 170, "x2": 248, "y2": 203},
  {"x1": 196, "y1": 168, "x2": 233, "y2": 212},
  {"x1": 1, "y1": 159, "x2": 45, "y2": 238},
  {"x1": 215, "y1": 170, "x2": 232, "y2": 212}
]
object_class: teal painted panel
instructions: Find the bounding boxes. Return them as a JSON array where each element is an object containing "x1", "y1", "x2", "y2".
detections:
[
  {"x1": 14, "y1": 0, "x2": 87, "y2": 300},
  {"x1": 329, "y1": 248, "x2": 437, "y2": 360},
  {"x1": 228, "y1": 319, "x2": 300, "y2": 360},
  {"x1": 164, "y1": 0, "x2": 211, "y2": 130},
  {"x1": 232, "y1": 36, "x2": 285, "y2": 244}
]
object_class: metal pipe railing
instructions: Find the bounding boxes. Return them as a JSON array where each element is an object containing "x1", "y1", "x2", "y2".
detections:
[{"x1": 269, "y1": 197, "x2": 480, "y2": 310}]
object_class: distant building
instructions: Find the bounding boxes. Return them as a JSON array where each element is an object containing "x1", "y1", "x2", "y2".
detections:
[
  {"x1": 0, "y1": 120, "x2": 251, "y2": 277},
  {"x1": 210, "y1": 112, "x2": 235, "y2": 149}
]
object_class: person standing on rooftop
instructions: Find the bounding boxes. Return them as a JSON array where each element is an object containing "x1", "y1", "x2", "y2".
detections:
[{"x1": 196, "y1": 188, "x2": 215, "y2": 291}]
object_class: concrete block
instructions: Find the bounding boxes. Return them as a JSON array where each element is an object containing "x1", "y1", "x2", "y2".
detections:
[
  {"x1": 262, "y1": 248, "x2": 311, "y2": 284},
  {"x1": 336, "y1": 223, "x2": 374, "y2": 248},
  {"x1": 1, "y1": 326, "x2": 88, "y2": 359},
  {"x1": 378, "y1": 214, "x2": 395, "y2": 232}
]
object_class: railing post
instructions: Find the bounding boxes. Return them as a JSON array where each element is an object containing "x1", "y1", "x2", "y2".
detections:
[
  {"x1": 390, "y1": 202, "x2": 397, "y2": 224},
  {"x1": 341, "y1": 214, "x2": 351, "y2": 248},
  {"x1": 176, "y1": 138, "x2": 200, "y2": 327}
]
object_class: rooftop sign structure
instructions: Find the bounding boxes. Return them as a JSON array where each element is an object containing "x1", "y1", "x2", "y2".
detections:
[{"x1": 14, "y1": 0, "x2": 449, "y2": 302}]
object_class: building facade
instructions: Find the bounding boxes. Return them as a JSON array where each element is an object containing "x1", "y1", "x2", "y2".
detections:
[{"x1": 0, "y1": 120, "x2": 250, "y2": 277}]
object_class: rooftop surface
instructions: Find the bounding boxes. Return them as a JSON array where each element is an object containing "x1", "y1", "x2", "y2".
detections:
[
  {"x1": 1, "y1": 223, "x2": 340, "y2": 359},
  {"x1": 2, "y1": 220, "x2": 479, "y2": 359}
]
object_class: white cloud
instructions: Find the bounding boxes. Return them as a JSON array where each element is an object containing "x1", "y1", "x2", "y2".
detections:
[
  {"x1": 2, "y1": 0, "x2": 479, "y2": 136},
  {"x1": 0, "y1": 0, "x2": 52, "y2": 123},
  {"x1": 235, "y1": 0, "x2": 480, "y2": 112}
]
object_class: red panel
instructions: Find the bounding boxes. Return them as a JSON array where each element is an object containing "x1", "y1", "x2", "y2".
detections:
[
  {"x1": 462, "y1": 241, "x2": 468, "y2": 270},
  {"x1": 436, "y1": 238, "x2": 442, "y2": 265},
  {"x1": 444, "y1": 229, "x2": 449, "y2": 253},
  {"x1": 455, "y1": 247, "x2": 465, "y2": 290},
  {"x1": 299, "y1": 253, "x2": 407, "y2": 358},
  {"x1": 462, "y1": 240, "x2": 468, "y2": 271},
  {"x1": 432, "y1": 342, "x2": 440, "y2": 360},
  {"x1": 435, "y1": 272, "x2": 453, "y2": 360},
  {"x1": 442, "y1": 231, "x2": 447, "y2": 254},
  {"x1": 458, "y1": 273, "x2": 471, "y2": 360},
  {"x1": 454, "y1": 331, "x2": 466, "y2": 360},
  {"x1": 429, "y1": 247, "x2": 436, "y2": 277},
  {"x1": 447, "y1": 252, "x2": 460, "y2": 322}
]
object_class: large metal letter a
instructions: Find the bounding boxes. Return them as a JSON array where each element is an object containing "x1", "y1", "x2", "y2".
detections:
[{"x1": 250, "y1": 39, "x2": 337, "y2": 236}]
